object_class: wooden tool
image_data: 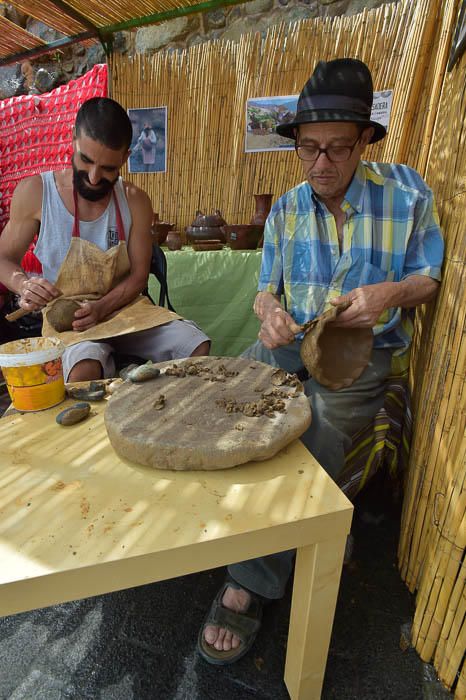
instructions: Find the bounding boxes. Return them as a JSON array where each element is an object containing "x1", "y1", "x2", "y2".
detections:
[{"x1": 5, "y1": 307, "x2": 31, "y2": 322}]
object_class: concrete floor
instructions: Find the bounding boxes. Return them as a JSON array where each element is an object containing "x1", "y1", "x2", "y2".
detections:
[{"x1": 0, "y1": 385, "x2": 452, "y2": 699}]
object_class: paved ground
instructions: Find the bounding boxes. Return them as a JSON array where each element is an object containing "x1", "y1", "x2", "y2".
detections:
[{"x1": 0, "y1": 385, "x2": 451, "y2": 699}]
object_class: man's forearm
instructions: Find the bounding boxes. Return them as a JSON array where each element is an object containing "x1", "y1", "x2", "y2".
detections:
[
  {"x1": 0, "y1": 259, "x2": 28, "y2": 295},
  {"x1": 95, "y1": 273, "x2": 148, "y2": 319},
  {"x1": 382, "y1": 275, "x2": 440, "y2": 310}
]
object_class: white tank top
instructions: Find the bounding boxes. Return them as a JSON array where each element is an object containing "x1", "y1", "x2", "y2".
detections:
[{"x1": 35, "y1": 171, "x2": 132, "y2": 283}]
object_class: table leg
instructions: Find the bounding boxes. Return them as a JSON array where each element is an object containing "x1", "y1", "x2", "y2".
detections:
[{"x1": 284, "y1": 535, "x2": 347, "y2": 700}]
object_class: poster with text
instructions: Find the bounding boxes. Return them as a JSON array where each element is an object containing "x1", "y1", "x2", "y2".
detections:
[
  {"x1": 245, "y1": 89, "x2": 394, "y2": 153},
  {"x1": 128, "y1": 106, "x2": 167, "y2": 173}
]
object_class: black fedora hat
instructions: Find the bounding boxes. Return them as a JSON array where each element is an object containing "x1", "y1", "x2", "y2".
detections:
[{"x1": 276, "y1": 58, "x2": 386, "y2": 144}]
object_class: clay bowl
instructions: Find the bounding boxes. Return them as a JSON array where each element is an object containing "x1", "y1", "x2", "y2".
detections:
[
  {"x1": 221, "y1": 224, "x2": 264, "y2": 250},
  {"x1": 186, "y1": 225, "x2": 226, "y2": 242},
  {"x1": 151, "y1": 222, "x2": 174, "y2": 245}
]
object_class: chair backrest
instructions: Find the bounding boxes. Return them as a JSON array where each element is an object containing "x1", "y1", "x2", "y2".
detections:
[{"x1": 145, "y1": 244, "x2": 176, "y2": 312}]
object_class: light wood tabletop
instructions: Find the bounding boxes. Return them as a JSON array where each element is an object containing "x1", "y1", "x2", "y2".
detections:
[{"x1": 0, "y1": 397, "x2": 353, "y2": 699}]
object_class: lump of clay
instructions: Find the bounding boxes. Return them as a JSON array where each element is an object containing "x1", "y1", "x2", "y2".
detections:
[
  {"x1": 47, "y1": 298, "x2": 81, "y2": 332},
  {"x1": 300, "y1": 306, "x2": 373, "y2": 390}
]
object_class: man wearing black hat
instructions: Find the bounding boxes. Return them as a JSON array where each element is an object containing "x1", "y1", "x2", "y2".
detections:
[{"x1": 198, "y1": 58, "x2": 444, "y2": 665}]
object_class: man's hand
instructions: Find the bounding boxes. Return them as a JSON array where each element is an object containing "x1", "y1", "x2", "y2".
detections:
[
  {"x1": 19, "y1": 277, "x2": 62, "y2": 312},
  {"x1": 253, "y1": 291, "x2": 281, "y2": 321},
  {"x1": 72, "y1": 300, "x2": 104, "y2": 331},
  {"x1": 330, "y1": 283, "x2": 391, "y2": 328},
  {"x1": 259, "y1": 306, "x2": 302, "y2": 349}
]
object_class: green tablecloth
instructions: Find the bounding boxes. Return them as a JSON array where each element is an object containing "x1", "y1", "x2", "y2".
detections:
[{"x1": 149, "y1": 247, "x2": 262, "y2": 356}]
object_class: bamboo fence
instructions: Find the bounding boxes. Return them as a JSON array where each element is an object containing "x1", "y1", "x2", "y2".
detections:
[
  {"x1": 111, "y1": 0, "x2": 450, "y2": 229},
  {"x1": 110, "y1": 0, "x2": 465, "y2": 692},
  {"x1": 398, "y1": 17, "x2": 466, "y2": 695}
]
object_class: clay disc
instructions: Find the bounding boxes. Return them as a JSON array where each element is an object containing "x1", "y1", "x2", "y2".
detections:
[
  {"x1": 105, "y1": 356, "x2": 312, "y2": 471},
  {"x1": 300, "y1": 306, "x2": 374, "y2": 390}
]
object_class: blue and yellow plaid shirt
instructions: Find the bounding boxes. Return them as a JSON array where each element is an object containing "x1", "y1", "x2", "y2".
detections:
[{"x1": 258, "y1": 162, "x2": 444, "y2": 374}]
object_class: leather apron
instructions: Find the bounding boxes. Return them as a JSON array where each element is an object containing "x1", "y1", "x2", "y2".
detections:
[{"x1": 42, "y1": 189, "x2": 180, "y2": 347}]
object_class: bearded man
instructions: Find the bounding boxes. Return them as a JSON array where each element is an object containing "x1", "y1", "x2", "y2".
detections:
[{"x1": 0, "y1": 97, "x2": 209, "y2": 380}]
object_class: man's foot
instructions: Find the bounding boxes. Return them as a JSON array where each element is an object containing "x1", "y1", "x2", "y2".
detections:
[
  {"x1": 198, "y1": 579, "x2": 263, "y2": 665},
  {"x1": 203, "y1": 585, "x2": 251, "y2": 651}
]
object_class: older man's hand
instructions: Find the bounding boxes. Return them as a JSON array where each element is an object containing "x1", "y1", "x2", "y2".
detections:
[
  {"x1": 259, "y1": 306, "x2": 302, "y2": 349},
  {"x1": 330, "y1": 283, "x2": 390, "y2": 328}
]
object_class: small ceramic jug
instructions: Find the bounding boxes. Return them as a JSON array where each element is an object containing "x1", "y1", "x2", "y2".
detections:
[{"x1": 166, "y1": 231, "x2": 182, "y2": 251}]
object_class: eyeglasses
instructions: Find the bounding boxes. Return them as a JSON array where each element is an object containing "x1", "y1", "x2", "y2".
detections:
[{"x1": 295, "y1": 136, "x2": 361, "y2": 163}]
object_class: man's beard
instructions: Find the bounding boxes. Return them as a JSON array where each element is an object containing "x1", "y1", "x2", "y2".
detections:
[{"x1": 72, "y1": 161, "x2": 118, "y2": 202}]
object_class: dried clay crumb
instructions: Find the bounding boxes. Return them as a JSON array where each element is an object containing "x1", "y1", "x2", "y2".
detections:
[{"x1": 153, "y1": 394, "x2": 166, "y2": 410}]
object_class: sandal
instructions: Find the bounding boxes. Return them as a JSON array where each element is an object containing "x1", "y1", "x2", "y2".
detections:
[{"x1": 197, "y1": 576, "x2": 263, "y2": 665}]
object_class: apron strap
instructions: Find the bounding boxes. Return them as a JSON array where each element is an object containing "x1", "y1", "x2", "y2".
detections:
[{"x1": 72, "y1": 186, "x2": 126, "y2": 242}]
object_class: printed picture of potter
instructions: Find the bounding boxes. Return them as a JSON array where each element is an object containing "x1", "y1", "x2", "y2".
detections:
[
  {"x1": 128, "y1": 107, "x2": 167, "y2": 174},
  {"x1": 136, "y1": 123, "x2": 157, "y2": 172}
]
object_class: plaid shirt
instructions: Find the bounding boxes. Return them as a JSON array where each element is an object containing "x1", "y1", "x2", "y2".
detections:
[{"x1": 258, "y1": 161, "x2": 444, "y2": 374}]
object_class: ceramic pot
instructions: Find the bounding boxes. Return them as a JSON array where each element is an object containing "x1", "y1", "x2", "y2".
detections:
[
  {"x1": 221, "y1": 224, "x2": 263, "y2": 250},
  {"x1": 151, "y1": 212, "x2": 174, "y2": 245},
  {"x1": 250, "y1": 193, "x2": 273, "y2": 225},
  {"x1": 186, "y1": 209, "x2": 227, "y2": 242},
  {"x1": 166, "y1": 231, "x2": 182, "y2": 251}
]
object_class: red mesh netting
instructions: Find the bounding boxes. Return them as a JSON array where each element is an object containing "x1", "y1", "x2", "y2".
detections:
[{"x1": 0, "y1": 63, "x2": 108, "y2": 286}]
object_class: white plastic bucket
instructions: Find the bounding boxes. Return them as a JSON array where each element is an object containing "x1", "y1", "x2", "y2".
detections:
[{"x1": 0, "y1": 336, "x2": 66, "y2": 411}]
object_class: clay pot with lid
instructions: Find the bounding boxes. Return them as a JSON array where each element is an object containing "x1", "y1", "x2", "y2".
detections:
[{"x1": 186, "y1": 209, "x2": 227, "y2": 242}]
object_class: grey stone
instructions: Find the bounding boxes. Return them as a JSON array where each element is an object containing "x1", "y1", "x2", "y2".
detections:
[
  {"x1": 187, "y1": 33, "x2": 206, "y2": 47},
  {"x1": 33, "y1": 68, "x2": 58, "y2": 93},
  {"x1": 25, "y1": 18, "x2": 63, "y2": 43},
  {"x1": 244, "y1": 0, "x2": 274, "y2": 15},
  {"x1": 4, "y1": 4, "x2": 28, "y2": 27},
  {"x1": 319, "y1": 0, "x2": 351, "y2": 15},
  {"x1": 135, "y1": 18, "x2": 190, "y2": 52},
  {"x1": 85, "y1": 43, "x2": 107, "y2": 67},
  {"x1": 0, "y1": 65, "x2": 24, "y2": 99},
  {"x1": 227, "y1": 6, "x2": 243, "y2": 21},
  {"x1": 346, "y1": 0, "x2": 396, "y2": 14},
  {"x1": 282, "y1": 5, "x2": 320, "y2": 21},
  {"x1": 112, "y1": 31, "x2": 128, "y2": 52},
  {"x1": 205, "y1": 8, "x2": 227, "y2": 28},
  {"x1": 221, "y1": 15, "x2": 283, "y2": 42}
]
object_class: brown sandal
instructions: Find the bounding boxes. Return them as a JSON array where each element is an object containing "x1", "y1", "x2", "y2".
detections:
[{"x1": 197, "y1": 578, "x2": 263, "y2": 665}]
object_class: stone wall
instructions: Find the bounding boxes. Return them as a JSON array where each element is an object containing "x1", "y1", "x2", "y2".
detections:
[{"x1": 0, "y1": 0, "x2": 397, "y2": 99}]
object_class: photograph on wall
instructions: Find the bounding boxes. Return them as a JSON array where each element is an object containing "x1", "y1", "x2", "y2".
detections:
[
  {"x1": 128, "y1": 107, "x2": 167, "y2": 173},
  {"x1": 245, "y1": 95, "x2": 298, "y2": 153},
  {"x1": 245, "y1": 89, "x2": 394, "y2": 153}
]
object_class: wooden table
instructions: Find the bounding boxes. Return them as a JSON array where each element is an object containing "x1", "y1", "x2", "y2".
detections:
[{"x1": 0, "y1": 398, "x2": 352, "y2": 699}]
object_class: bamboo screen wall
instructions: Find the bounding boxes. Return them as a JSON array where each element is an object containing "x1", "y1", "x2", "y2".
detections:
[
  {"x1": 111, "y1": 0, "x2": 452, "y2": 230},
  {"x1": 398, "y1": 28, "x2": 466, "y2": 698},
  {"x1": 110, "y1": 0, "x2": 465, "y2": 692}
]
